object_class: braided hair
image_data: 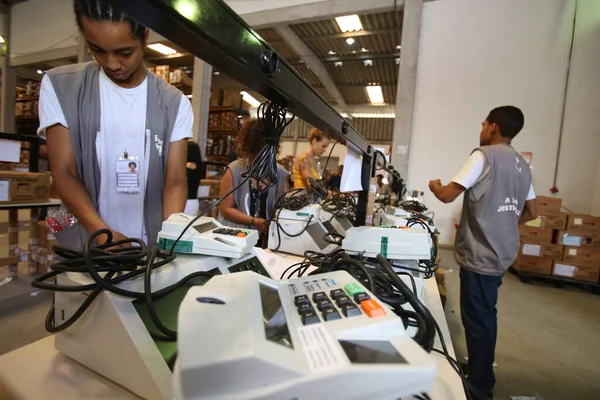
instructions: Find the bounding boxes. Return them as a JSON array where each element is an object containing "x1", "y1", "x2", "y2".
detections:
[{"x1": 73, "y1": 0, "x2": 146, "y2": 41}]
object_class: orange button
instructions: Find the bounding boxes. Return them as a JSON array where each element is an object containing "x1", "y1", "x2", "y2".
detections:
[
  {"x1": 236, "y1": 232, "x2": 247, "y2": 238},
  {"x1": 360, "y1": 299, "x2": 385, "y2": 318}
]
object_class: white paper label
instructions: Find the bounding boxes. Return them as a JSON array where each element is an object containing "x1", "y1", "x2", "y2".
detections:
[
  {"x1": 574, "y1": 218, "x2": 583, "y2": 225},
  {"x1": 0, "y1": 180, "x2": 9, "y2": 201},
  {"x1": 568, "y1": 249, "x2": 577, "y2": 256},
  {"x1": 522, "y1": 244, "x2": 541, "y2": 257},
  {"x1": 562, "y1": 234, "x2": 581, "y2": 246},
  {"x1": 554, "y1": 263, "x2": 575, "y2": 277},
  {"x1": 298, "y1": 324, "x2": 345, "y2": 373}
]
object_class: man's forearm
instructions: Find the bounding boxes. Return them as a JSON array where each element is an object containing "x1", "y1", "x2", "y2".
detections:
[
  {"x1": 163, "y1": 179, "x2": 187, "y2": 220},
  {"x1": 431, "y1": 184, "x2": 448, "y2": 203},
  {"x1": 55, "y1": 174, "x2": 107, "y2": 234},
  {"x1": 222, "y1": 207, "x2": 253, "y2": 226}
]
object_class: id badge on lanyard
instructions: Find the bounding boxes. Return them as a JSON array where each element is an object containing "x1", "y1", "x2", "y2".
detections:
[{"x1": 116, "y1": 152, "x2": 141, "y2": 194}]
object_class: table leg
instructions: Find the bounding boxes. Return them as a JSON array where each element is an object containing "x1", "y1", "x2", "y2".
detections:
[
  {"x1": 8, "y1": 209, "x2": 19, "y2": 277},
  {"x1": 28, "y1": 209, "x2": 40, "y2": 276}
]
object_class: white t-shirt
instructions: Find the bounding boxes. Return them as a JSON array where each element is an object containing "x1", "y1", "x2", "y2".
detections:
[
  {"x1": 38, "y1": 70, "x2": 193, "y2": 243},
  {"x1": 452, "y1": 150, "x2": 536, "y2": 200}
]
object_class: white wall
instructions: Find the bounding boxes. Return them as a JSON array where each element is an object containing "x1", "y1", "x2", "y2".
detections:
[
  {"x1": 227, "y1": 0, "x2": 324, "y2": 15},
  {"x1": 555, "y1": 0, "x2": 600, "y2": 215},
  {"x1": 408, "y1": 0, "x2": 576, "y2": 245},
  {"x1": 593, "y1": 159, "x2": 600, "y2": 216}
]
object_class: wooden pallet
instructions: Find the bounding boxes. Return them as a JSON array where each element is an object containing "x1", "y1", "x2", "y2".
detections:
[{"x1": 509, "y1": 267, "x2": 600, "y2": 294}]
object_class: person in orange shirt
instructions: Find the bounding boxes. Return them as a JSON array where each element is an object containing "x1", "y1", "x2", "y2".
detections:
[{"x1": 292, "y1": 128, "x2": 331, "y2": 189}]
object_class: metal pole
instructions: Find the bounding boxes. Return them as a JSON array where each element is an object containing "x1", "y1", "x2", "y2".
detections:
[
  {"x1": 1, "y1": 8, "x2": 15, "y2": 133},
  {"x1": 355, "y1": 153, "x2": 372, "y2": 226}
]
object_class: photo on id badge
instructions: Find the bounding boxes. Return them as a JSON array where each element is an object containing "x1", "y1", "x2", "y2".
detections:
[{"x1": 116, "y1": 157, "x2": 141, "y2": 194}]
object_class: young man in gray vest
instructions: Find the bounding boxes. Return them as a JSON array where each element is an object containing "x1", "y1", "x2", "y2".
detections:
[
  {"x1": 428, "y1": 106, "x2": 537, "y2": 398},
  {"x1": 38, "y1": 0, "x2": 192, "y2": 248}
]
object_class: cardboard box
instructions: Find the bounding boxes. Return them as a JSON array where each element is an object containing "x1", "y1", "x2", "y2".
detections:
[
  {"x1": 519, "y1": 225, "x2": 553, "y2": 245},
  {"x1": 553, "y1": 230, "x2": 600, "y2": 249},
  {"x1": 519, "y1": 242, "x2": 564, "y2": 261},
  {"x1": 552, "y1": 261, "x2": 600, "y2": 283},
  {"x1": 562, "y1": 247, "x2": 600, "y2": 269},
  {"x1": 199, "y1": 179, "x2": 221, "y2": 198},
  {"x1": 536, "y1": 196, "x2": 562, "y2": 214},
  {"x1": 514, "y1": 254, "x2": 553, "y2": 275},
  {"x1": 566, "y1": 214, "x2": 600, "y2": 234},
  {"x1": 539, "y1": 212, "x2": 568, "y2": 230},
  {"x1": 0, "y1": 171, "x2": 50, "y2": 204}
]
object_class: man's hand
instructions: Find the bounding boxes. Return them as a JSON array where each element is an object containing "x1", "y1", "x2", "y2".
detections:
[
  {"x1": 254, "y1": 218, "x2": 270, "y2": 233},
  {"x1": 96, "y1": 230, "x2": 131, "y2": 248},
  {"x1": 429, "y1": 179, "x2": 442, "y2": 192},
  {"x1": 429, "y1": 180, "x2": 466, "y2": 204}
]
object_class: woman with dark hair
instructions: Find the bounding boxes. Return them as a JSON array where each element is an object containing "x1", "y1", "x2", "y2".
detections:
[
  {"x1": 292, "y1": 128, "x2": 330, "y2": 189},
  {"x1": 219, "y1": 119, "x2": 288, "y2": 232}
]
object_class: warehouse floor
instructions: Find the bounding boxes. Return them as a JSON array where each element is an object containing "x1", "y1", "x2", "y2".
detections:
[{"x1": 0, "y1": 227, "x2": 599, "y2": 399}]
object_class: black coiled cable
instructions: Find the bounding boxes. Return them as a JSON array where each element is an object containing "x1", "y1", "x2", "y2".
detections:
[
  {"x1": 169, "y1": 100, "x2": 292, "y2": 255},
  {"x1": 247, "y1": 101, "x2": 294, "y2": 187},
  {"x1": 32, "y1": 230, "x2": 214, "y2": 338}
]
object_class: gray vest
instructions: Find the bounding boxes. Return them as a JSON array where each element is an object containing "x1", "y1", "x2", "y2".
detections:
[
  {"x1": 47, "y1": 62, "x2": 182, "y2": 248},
  {"x1": 454, "y1": 145, "x2": 532, "y2": 275},
  {"x1": 219, "y1": 159, "x2": 288, "y2": 229}
]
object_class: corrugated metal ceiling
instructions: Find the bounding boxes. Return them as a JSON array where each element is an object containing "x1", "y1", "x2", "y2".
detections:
[
  {"x1": 256, "y1": 10, "x2": 402, "y2": 108},
  {"x1": 253, "y1": 10, "x2": 403, "y2": 141}
]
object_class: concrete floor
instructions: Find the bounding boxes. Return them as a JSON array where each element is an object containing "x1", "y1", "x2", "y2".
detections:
[
  {"x1": 439, "y1": 249, "x2": 600, "y2": 400},
  {"x1": 1, "y1": 225, "x2": 599, "y2": 399}
]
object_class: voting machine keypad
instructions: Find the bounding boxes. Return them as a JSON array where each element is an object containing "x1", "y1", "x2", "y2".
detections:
[{"x1": 291, "y1": 279, "x2": 385, "y2": 325}]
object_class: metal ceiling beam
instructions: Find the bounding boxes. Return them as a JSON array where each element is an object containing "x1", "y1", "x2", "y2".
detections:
[
  {"x1": 266, "y1": 27, "x2": 400, "y2": 43},
  {"x1": 274, "y1": 25, "x2": 347, "y2": 114},
  {"x1": 322, "y1": 52, "x2": 400, "y2": 63},
  {"x1": 110, "y1": 0, "x2": 381, "y2": 225},
  {"x1": 303, "y1": 27, "x2": 400, "y2": 42},
  {"x1": 10, "y1": 45, "x2": 78, "y2": 67},
  {"x1": 242, "y1": 0, "x2": 402, "y2": 29}
]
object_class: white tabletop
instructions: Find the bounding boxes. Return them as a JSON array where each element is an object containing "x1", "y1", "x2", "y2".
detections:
[
  {"x1": 0, "y1": 250, "x2": 465, "y2": 400},
  {"x1": 0, "y1": 198, "x2": 61, "y2": 210}
]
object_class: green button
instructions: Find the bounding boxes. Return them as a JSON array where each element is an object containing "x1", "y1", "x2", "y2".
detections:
[{"x1": 344, "y1": 282, "x2": 363, "y2": 297}]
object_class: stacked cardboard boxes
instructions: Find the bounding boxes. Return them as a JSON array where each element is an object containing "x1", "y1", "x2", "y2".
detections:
[
  {"x1": 515, "y1": 196, "x2": 564, "y2": 275},
  {"x1": 552, "y1": 213, "x2": 600, "y2": 283},
  {"x1": 515, "y1": 196, "x2": 600, "y2": 284}
]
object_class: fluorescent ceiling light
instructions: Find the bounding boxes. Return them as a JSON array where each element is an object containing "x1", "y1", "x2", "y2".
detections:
[
  {"x1": 186, "y1": 94, "x2": 193, "y2": 98},
  {"x1": 37, "y1": 70, "x2": 43, "y2": 74},
  {"x1": 328, "y1": 50, "x2": 336, "y2": 55},
  {"x1": 213, "y1": 71, "x2": 220, "y2": 75},
  {"x1": 364, "y1": 59, "x2": 373, "y2": 67},
  {"x1": 360, "y1": 48, "x2": 369, "y2": 52},
  {"x1": 396, "y1": 44, "x2": 402, "y2": 50},
  {"x1": 341, "y1": 112, "x2": 349, "y2": 118},
  {"x1": 346, "y1": 37, "x2": 355, "y2": 45},
  {"x1": 366, "y1": 86, "x2": 384, "y2": 104},
  {"x1": 240, "y1": 91, "x2": 261, "y2": 107},
  {"x1": 334, "y1": 61, "x2": 343, "y2": 67},
  {"x1": 148, "y1": 43, "x2": 178, "y2": 55},
  {"x1": 335, "y1": 15, "x2": 363, "y2": 32},
  {"x1": 352, "y1": 113, "x2": 395, "y2": 118},
  {"x1": 395, "y1": 57, "x2": 401, "y2": 64}
]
